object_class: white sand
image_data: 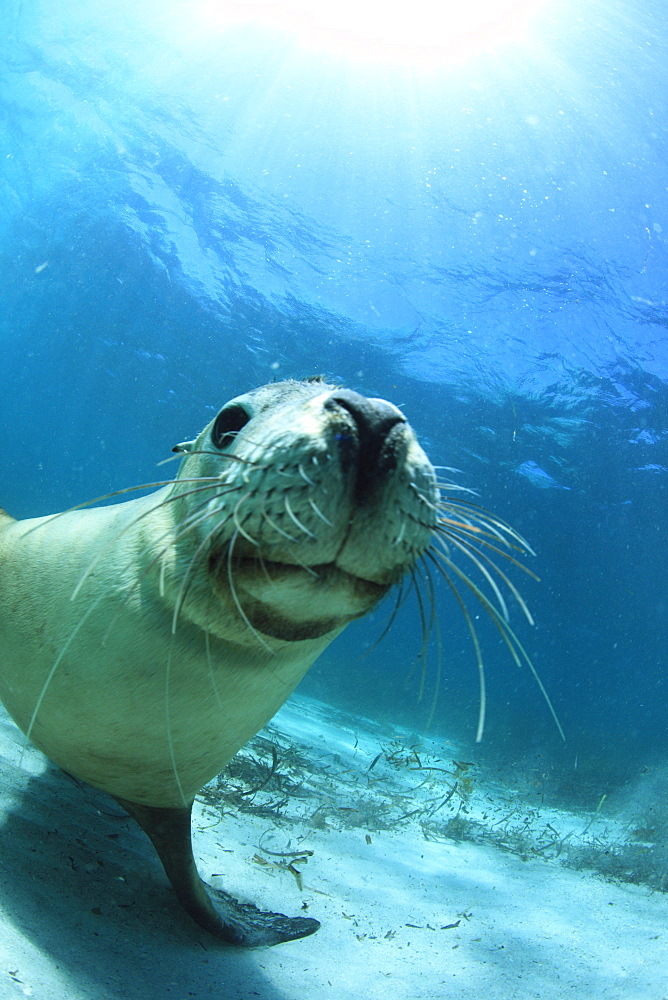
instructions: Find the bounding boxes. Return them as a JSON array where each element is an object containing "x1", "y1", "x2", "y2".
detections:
[{"x1": 0, "y1": 696, "x2": 665, "y2": 1000}]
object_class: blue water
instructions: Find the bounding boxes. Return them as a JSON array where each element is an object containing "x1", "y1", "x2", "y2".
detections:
[{"x1": 1, "y1": 0, "x2": 666, "y2": 803}]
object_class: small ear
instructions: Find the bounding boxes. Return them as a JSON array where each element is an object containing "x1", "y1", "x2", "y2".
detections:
[{"x1": 172, "y1": 439, "x2": 196, "y2": 454}]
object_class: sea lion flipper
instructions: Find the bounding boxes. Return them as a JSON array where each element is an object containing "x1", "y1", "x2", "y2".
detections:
[
  {"x1": 114, "y1": 796, "x2": 319, "y2": 947},
  {"x1": 207, "y1": 885, "x2": 321, "y2": 947}
]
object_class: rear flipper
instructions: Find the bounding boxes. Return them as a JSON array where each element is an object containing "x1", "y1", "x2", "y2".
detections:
[{"x1": 114, "y1": 796, "x2": 320, "y2": 947}]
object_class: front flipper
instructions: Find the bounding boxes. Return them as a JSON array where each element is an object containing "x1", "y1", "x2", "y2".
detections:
[{"x1": 114, "y1": 796, "x2": 320, "y2": 947}]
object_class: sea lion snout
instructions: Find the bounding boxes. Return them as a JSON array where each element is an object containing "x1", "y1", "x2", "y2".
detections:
[{"x1": 198, "y1": 383, "x2": 436, "y2": 638}]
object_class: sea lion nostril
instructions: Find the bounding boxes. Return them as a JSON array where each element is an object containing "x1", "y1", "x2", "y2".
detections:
[
  {"x1": 325, "y1": 389, "x2": 405, "y2": 446},
  {"x1": 325, "y1": 389, "x2": 407, "y2": 499}
]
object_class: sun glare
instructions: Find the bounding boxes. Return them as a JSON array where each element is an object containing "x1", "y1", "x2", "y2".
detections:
[{"x1": 200, "y1": 0, "x2": 548, "y2": 67}]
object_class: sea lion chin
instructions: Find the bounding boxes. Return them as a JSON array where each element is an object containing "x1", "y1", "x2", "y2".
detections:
[{"x1": 0, "y1": 378, "x2": 440, "y2": 947}]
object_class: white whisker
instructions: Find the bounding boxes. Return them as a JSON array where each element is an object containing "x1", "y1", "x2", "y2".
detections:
[
  {"x1": 393, "y1": 520, "x2": 406, "y2": 547},
  {"x1": 433, "y1": 531, "x2": 509, "y2": 622},
  {"x1": 232, "y1": 493, "x2": 260, "y2": 547},
  {"x1": 308, "y1": 499, "x2": 333, "y2": 527},
  {"x1": 71, "y1": 480, "x2": 229, "y2": 601},
  {"x1": 26, "y1": 592, "x2": 108, "y2": 741},
  {"x1": 164, "y1": 644, "x2": 187, "y2": 806},
  {"x1": 25, "y1": 477, "x2": 225, "y2": 541},
  {"x1": 260, "y1": 504, "x2": 299, "y2": 543},
  {"x1": 170, "y1": 504, "x2": 235, "y2": 633},
  {"x1": 284, "y1": 496, "x2": 316, "y2": 539},
  {"x1": 226, "y1": 531, "x2": 273, "y2": 652},
  {"x1": 298, "y1": 463, "x2": 316, "y2": 487},
  {"x1": 96, "y1": 489, "x2": 244, "y2": 643}
]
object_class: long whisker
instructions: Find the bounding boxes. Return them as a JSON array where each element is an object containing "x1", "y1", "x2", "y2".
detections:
[
  {"x1": 406, "y1": 567, "x2": 432, "y2": 702},
  {"x1": 410, "y1": 484, "x2": 441, "y2": 516},
  {"x1": 432, "y1": 546, "x2": 523, "y2": 666},
  {"x1": 501, "y1": 626, "x2": 566, "y2": 743},
  {"x1": 26, "y1": 592, "x2": 108, "y2": 741},
  {"x1": 439, "y1": 492, "x2": 525, "y2": 525},
  {"x1": 170, "y1": 504, "x2": 237, "y2": 633},
  {"x1": 28, "y1": 480, "x2": 230, "y2": 745},
  {"x1": 424, "y1": 550, "x2": 487, "y2": 741},
  {"x1": 437, "y1": 510, "x2": 524, "y2": 553},
  {"x1": 417, "y1": 560, "x2": 443, "y2": 733},
  {"x1": 158, "y1": 449, "x2": 258, "y2": 466},
  {"x1": 435, "y1": 527, "x2": 536, "y2": 624},
  {"x1": 360, "y1": 581, "x2": 407, "y2": 659},
  {"x1": 438, "y1": 498, "x2": 536, "y2": 554},
  {"x1": 164, "y1": 644, "x2": 187, "y2": 806},
  {"x1": 434, "y1": 473, "x2": 476, "y2": 492},
  {"x1": 436, "y1": 522, "x2": 540, "y2": 582},
  {"x1": 433, "y1": 531, "x2": 510, "y2": 622},
  {"x1": 430, "y1": 546, "x2": 565, "y2": 741},
  {"x1": 254, "y1": 547, "x2": 277, "y2": 587},
  {"x1": 98, "y1": 489, "x2": 243, "y2": 643},
  {"x1": 226, "y1": 530, "x2": 273, "y2": 653},
  {"x1": 71, "y1": 481, "x2": 231, "y2": 601},
  {"x1": 24, "y1": 478, "x2": 226, "y2": 538},
  {"x1": 165, "y1": 465, "x2": 278, "y2": 637}
]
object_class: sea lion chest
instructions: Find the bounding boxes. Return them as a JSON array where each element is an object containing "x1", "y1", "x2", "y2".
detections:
[{"x1": 0, "y1": 500, "x2": 335, "y2": 806}]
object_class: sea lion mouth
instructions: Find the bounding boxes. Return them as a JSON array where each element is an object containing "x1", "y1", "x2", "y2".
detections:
[
  {"x1": 233, "y1": 555, "x2": 400, "y2": 588},
  {"x1": 209, "y1": 552, "x2": 392, "y2": 641}
]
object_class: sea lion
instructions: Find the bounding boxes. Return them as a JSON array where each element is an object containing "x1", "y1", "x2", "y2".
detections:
[
  {"x1": 0, "y1": 378, "x2": 441, "y2": 946},
  {"x1": 0, "y1": 377, "x2": 552, "y2": 947}
]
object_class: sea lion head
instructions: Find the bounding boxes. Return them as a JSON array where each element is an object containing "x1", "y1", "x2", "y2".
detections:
[{"x1": 166, "y1": 378, "x2": 438, "y2": 644}]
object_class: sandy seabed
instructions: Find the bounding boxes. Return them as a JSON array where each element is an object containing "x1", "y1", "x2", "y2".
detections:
[{"x1": 0, "y1": 695, "x2": 665, "y2": 1000}]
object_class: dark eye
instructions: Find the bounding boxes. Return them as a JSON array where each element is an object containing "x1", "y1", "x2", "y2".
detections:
[{"x1": 211, "y1": 404, "x2": 250, "y2": 450}]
